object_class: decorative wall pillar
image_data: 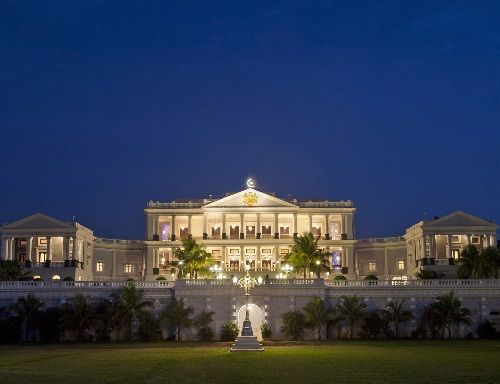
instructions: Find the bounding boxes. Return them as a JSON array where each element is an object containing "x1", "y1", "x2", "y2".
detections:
[
  {"x1": 154, "y1": 216, "x2": 159, "y2": 237},
  {"x1": 188, "y1": 215, "x2": 192, "y2": 237},
  {"x1": 308, "y1": 214, "x2": 313, "y2": 234},
  {"x1": 429, "y1": 234, "x2": 435, "y2": 258},
  {"x1": 72, "y1": 237, "x2": 77, "y2": 260},
  {"x1": 65, "y1": 236, "x2": 71, "y2": 260},
  {"x1": 384, "y1": 249, "x2": 389, "y2": 277},
  {"x1": 2, "y1": 238, "x2": 9, "y2": 260},
  {"x1": 421, "y1": 235, "x2": 426, "y2": 259},
  {"x1": 240, "y1": 246, "x2": 244, "y2": 271},
  {"x1": 341, "y1": 214, "x2": 347, "y2": 239},
  {"x1": 466, "y1": 234, "x2": 471, "y2": 245}
]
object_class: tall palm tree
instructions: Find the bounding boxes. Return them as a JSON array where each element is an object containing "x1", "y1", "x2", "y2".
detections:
[
  {"x1": 10, "y1": 294, "x2": 44, "y2": 341},
  {"x1": 336, "y1": 295, "x2": 367, "y2": 338},
  {"x1": 111, "y1": 285, "x2": 152, "y2": 340},
  {"x1": 60, "y1": 294, "x2": 95, "y2": 341},
  {"x1": 433, "y1": 291, "x2": 471, "y2": 338},
  {"x1": 303, "y1": 296, "x2": 334, "y2": 340},
  {"x1": 286, "y1": 233, "x2": 330, "y2": 278},
  {"x1": 161, "y1": 298, "x2": 193, "y2": 341},
  {"x1": 174, "y1": 238, "x2": 213, "y2": 279},
  {"x1": 457, "y1": 245, "x2": 499, "y2": 279},
  {"x1": 385, "y1": 299, "x2": 413, "y2": 338}
]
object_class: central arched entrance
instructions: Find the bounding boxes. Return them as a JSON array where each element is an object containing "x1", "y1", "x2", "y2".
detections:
[{"x1": 236, "y1": 304, "x2": 264, "y2": 340}]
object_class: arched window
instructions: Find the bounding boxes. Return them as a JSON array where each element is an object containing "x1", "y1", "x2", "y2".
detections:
[{"x1": 52, "y1": 275, "x2": 61, "y2": 281}]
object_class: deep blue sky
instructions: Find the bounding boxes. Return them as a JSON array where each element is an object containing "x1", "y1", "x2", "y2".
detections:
[{"x1": 1, "y1": 1, "x2": 499, "y2": 240}]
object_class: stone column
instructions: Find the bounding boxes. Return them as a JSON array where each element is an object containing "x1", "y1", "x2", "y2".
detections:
[
  {"x1": 447, "y1": 235, "x2": 452, "y2": 259},
  {"x1": 203, "y1": 214, "x2": 208, "y2": 239},
  {"x1": 154, "y1": 216, "x2": 159, "y2": 237},
  {"x1": 26, "y1": 237, "x2": 33, "y2": 261},
  {"x1": 65, "y1": 236, "x2": 71, "y2": 260},
  {"x1": 2, "y1": 238, "x2": 9, "y2": 260},
  {"x1": 240, "y1": 213, "x2": 244, "y2": 239},
  {"x1": 188, "y1": 215, "x2": 192, "y2": 237},
  {"x1": 256, "y1": 213, "x2": 261, "y2": 239},
  {"x1": 325, "y1": 215, "x2": 330, "y2": 240},
  {"x1": 72, "y1": 237, "x2": 77, "y2": 260},
  {"x1": 275, "y1": 245, "x2": 280, "y2": 271},
  {"x1": 341, "y1": 214, "x2": 346, "y2": 236},
  {"x1": 171, "y1": 215, "x2": 176, "y2": 241},
  {"x1": 308, "y1": 214, "x2": 313, "y2": 234},
  {"x1": 421, "y1": 236, "x2": 426, "y2": 259},
  {"x1": 9, "y1": 238, "x2": 15, "y2": 260},
  {"x1": 257, "y1": 246, "x2": 261, "y2": 271},
  {"x1": 293, "y1": 213, "x2": 298, "y2": 238},
  {"x1": 222, "y1": 246, "x2": 227, "y2": 271},
  {"x1": 429, "y1": 234, "x2": 435, "y2": 259},
  {"x1": 274, "y1": 213, "x2": 279, "y2": 239},
  {"x1": 222, "y1": 213, "x2": 227, "y2": 239},
  {"x1": 46, "y1": 236, "x2": 52, "y2": 261}
]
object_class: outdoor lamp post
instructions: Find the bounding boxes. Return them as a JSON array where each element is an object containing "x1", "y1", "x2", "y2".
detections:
[
  {"x1": 282, "y1": 263, "x2": 293, "y2": 278},
  {"x1": 315, "y1": 260, "x2": 321, "y2": 278}
]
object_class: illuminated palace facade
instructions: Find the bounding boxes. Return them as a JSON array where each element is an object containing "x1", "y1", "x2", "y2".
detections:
[{"x1": 1, "y1": 186, "x2": 497, "y2": 283}]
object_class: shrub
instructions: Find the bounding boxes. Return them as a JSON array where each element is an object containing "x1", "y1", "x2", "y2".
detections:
[
  {"x1": 281, "y1": 311, "x2": 306, "y2": 340},
  {"x1": 334, "y1": 275, "x2": 347, "y2": 281},
  {"x1": 364, "y1": 274, "x2": 378, "y2": 281},
  {"x1": 63, "y1": 276, "x2": 75, "y2": 282},
  {"x1": 198, "y1": 326, "x2": 215, "y2": 341},
  {"x1": 220, "y1": 321, "x2": 239, "y2": 341},
  {"x1": 156, "y1": 277, "x2": 166, "y2": 281},
  {"x1": 415, "y1": 269, "x2": 438, "y2": 279}
]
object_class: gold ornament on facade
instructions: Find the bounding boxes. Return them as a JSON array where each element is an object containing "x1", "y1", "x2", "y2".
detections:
[{"x1": 243, "y1": 192, "x2": 258, "y2": 206}]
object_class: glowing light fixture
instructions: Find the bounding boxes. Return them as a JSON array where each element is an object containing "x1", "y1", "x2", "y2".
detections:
[{"x1": 246, "y1": 177, "x2": 256, "y2": 188}]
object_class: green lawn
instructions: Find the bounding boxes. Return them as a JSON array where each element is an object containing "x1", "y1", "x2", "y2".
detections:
[{"x1": 1, "y1": 341, "x2": 499, "y2": 384}]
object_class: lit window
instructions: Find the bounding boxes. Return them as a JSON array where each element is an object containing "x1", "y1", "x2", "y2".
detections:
[
  {"x1": 52, "y1": 275, "x2": 61, "y2": 281},
  {"x1": 96, "y1": 262, "x2": 104, "y2": 272},
  {"x1": 368, "y1": 262, "x2": 376, "y2": 272},
  {"x1": 124, "y1": 264, "x2": 133, "y2": 273},
  {"x1": 452, "y1": 250, "x2": 460, "y2": 259},
  {"x1": 398, "y1": 261, "x2": 405, "y2": 270},
  {"x1": 471, "y1": 236, "x2": 480, "y2": 244},
  {"x1": 312, "y1": 225, "x2": 322, "y2": 236}
]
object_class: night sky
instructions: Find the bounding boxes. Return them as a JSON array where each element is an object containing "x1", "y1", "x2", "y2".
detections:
[{"x1": 1, "y1": 1, "x2": 499, "y2": 240}]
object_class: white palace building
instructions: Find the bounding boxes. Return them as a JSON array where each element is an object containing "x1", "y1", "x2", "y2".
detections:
[{"x1": 1, "y1": 182, "x2": 499, "y2": 339}]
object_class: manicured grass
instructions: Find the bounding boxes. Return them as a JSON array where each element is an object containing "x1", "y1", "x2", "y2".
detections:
[{"x1": 1, "y1": 340, "x2": 500, "y2": 384}]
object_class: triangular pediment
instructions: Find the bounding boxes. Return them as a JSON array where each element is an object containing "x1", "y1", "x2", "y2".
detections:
[
  {"x1": 425, "y1": 211, "x2": 497, "y2": 228},
  {"x1": 203, "y1": 189, "x2": 297, "y2": 208},
  {"x1": 2, "y1": 213, "x2": 73, "y2": 230}
]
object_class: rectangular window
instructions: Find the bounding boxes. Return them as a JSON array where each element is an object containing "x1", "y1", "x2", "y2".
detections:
[
  {"x1": 279, "y1": 226, "x2": 290, "y2": 238},
  {"x1": 451, "y1": 235, "x2": 461, "y2": 244},
  {"x1": 246, "y1": 248, "x2": 256, "y2": 254},
  {"x1": 452, "y1": 250, "x2": 460, "y2": 259},
  {"x1": 261, "y1": 249, "x2": 272, "y2": 254},
  {"x1": 368, "y1": 262, "x2": 376, "y2": 272},
  {"x1": 211, "y1": 226, "x2": 221, "y2": 239},
  {"x1": 280, "y1": 248, "x2": 290, "y2": 255},
  {"x1": 312, "y1": 225, "x2": 322, "y2": 237},
  {"x1": 124, "y1": 264, "x2": 133, "y2": 273},
  {"x1": 229, "y1": 225, "x2": 239, "y2": 239},
  {"x1": 471, "y1": 236, "x2": 480, "y2": 244},
  {"x1": 261, "y1": 225, "x2": 272, "y2": 238},
  {"x1": 39, "y1": 238, "x2": 47, "y2": 245},
  {"x1": 398, "y1": 260, "x2": 405, "y2": 270},
  {"x1": 179, "y1": 227, "x2": 189, "y2": 240},
  {"x1": 246, "y1": 225, "x2": 256, "y2": 238},
  {"x1": 211, "y1": 249, "x2": 221, "y2": 257},
  {"x1": 96, "y1": 262, "x2": 104, "y2": 272},
  {"x1": 19, "y1": 239, "x2": 27, "y2": 246}
]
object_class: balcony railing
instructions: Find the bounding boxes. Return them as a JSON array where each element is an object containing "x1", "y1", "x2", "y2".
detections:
[{"x1": 325, "y1": 279, "x2": 500, "y2": 287}]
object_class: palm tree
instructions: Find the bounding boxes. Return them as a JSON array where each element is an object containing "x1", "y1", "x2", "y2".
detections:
[
  {"x1": 111, "y1": 285, "x2": 152, "y2": 340},
  {"x1": 457, "y1": 245, "x2": 499, "y2": 279},
  {"x1": 0, "y1": 260, "x2": 31, "y2": 281},
  {"x1": 336, "y1": 295, "x2": 367, "y2": 338},
  {"x1": 174, "y1": 238, "x2": 213, "y2": 279},
  {"x1": 303, "y1": 296, "x2": 334, "y2": 340},
  {"x1": 60, "y1": 294, "x2": 94, "y2": 341},
  {"x1": 161, "y1": 298, "x2": 193, "y2": 341},
  {"x1": 286, "y1": 233, "x2": 330, "y2": 278},
  {"x1": 10, "y1": 294, "x2": 44, "y2": 341},
  {"x1": 433, "y1": 291, "x2": 471, "y2": 338},
  {"x1": 385, "y1": 299, "x2": 413, "y2": 338}
]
